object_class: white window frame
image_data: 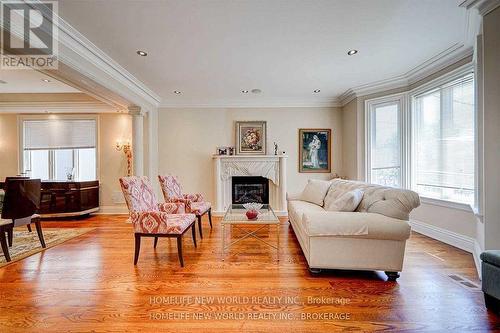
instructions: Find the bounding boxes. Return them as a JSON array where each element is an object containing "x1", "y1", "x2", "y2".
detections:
[
  {"x1": 364, "y1": 64, "x2": 476, "y2": 211},
  {"x1": 18, "y1": 114, "x2": 100, "y2": 181},
  {"x1": 365, "y1": 93, "x2": 408, "y2": 188}
]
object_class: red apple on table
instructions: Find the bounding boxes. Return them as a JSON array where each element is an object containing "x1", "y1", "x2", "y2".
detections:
[{"x1": 246, "y1": 209, "x2": 258, "y2": 220}]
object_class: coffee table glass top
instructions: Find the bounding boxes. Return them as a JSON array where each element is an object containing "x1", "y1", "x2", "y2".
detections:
[{"x1": 222, "y1": 204, "x2": 279, "y2": 224}]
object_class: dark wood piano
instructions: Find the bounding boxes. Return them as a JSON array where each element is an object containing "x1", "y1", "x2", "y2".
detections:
[{"x1": 1, "y1": 180, "x2": 99, "y2": 218}]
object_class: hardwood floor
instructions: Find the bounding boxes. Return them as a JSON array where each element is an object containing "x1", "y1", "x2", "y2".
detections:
[{"x1": 0, "y1": 215, "x2": 498, "y2": 332}]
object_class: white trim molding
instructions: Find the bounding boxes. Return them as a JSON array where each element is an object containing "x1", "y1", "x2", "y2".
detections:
[
  {"x1": 410, "y1": 219, "x2": 475, "y2": 253},
  {"x1": 460, "y1": 0, "x2": 500, "y2": 16},
  {"x1": 473, "y1": 240, "x2": 483, "y2": 279},
  {"x1": 0, "y1": 101, "x2": 116, "y2": 113},
  {"x1": 339, "y1": 45, "x2": 473, "y2": 106}
]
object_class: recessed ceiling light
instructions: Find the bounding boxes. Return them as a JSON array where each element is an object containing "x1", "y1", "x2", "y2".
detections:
[
  {"x1": 137, "y1": 50, "x2": 148, "y2": 56},
  {"x1": 242, "y1": 90, "x2": 249, "y2": 93},
  {"x1": 173, "y1": 90, "x2": 181, "y2": 94},
  {"x1": 42, "y1": 79, "x2": 51, "y2": 82},
  {"x1": 313, "y1": 89, "x2": 321, "y2": 93},
  {"x1": 347, "y1": 49, "x2": 358, "y2": 56},
  {"x1": 251, "y1": 89, "x2": 262, "y2": 94}
]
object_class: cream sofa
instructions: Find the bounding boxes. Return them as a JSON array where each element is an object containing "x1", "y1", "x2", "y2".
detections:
[{"x1": 287, "y1": 179, "x2": 420, "y2": 280}]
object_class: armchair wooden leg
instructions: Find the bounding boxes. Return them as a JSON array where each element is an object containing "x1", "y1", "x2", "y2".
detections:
[
  {"x1": 34, "y1": 219, "x2": 46, "y2": 248},
  {"x1": 191, "y1": 224, "x2": 197, "y2": 248},
  {"x1": 134, "y1": 234, "x2": 141, "y2": 265},
  {"x1": 0, "y1": 228, "x2": 11, "y2": 262},
  {"x1": 7, "y1": 226, "x2": 13, "y2": 247},
  {"x1": 176, "y1": 236, "x2": 184, "y2": 267},
  {"x1": 27, "y1": 224, "x2": 32, "y2": 232},
  {"x1": 197, "y1": 215, "x2": 203, "y2": 239},
  {"x1": 208, "y1": 208, "x2": 213, "y2": 228},
  {"x1": 153, "y1": 237, "x2": 158, "y2": 248}
]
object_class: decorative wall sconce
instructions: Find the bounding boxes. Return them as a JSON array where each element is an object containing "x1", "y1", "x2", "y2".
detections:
[{"x1": 116, "y1": 140, "x2": 133, "y2": 176}]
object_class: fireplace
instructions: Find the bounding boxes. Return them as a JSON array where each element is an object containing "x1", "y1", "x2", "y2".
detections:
[{"x1": 231, "y1": 176, "x2": 269, "y2": 204}]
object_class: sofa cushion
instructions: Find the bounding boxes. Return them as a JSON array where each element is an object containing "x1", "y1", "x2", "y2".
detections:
[
  {"x1": 324, "y1": 189, "x2": 363, "y2": 212},
  {"x1": 303, "y1": 211, "x2": 411, "y2": 241},
  {"x1": 328, "y1": 179, "x2": 420, "y2": 220},
  {"x1": 300, "y1": 179, "x2": 331, "y2": 206},
  {"x1": 288, "y1": 200, "x2": 325, "y2": 226}
]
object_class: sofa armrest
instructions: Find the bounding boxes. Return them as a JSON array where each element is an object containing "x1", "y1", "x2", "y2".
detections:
[{"x1": 303, "y1": 211, "x2": 411, "y2": 241}]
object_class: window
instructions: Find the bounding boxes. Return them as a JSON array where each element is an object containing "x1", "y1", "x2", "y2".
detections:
[
  {"x1": 366, "y1": 70, "x2": 475, "y2": 207},
  {"x1": 22, "y1": 118, "x2": 97, "y2": 181},
  {"x1": 412, "y1": 75, "x2": 474, "y2": 205},
  {"x1": 367, "y1": 101, "x2": 402, "y2": 187}
]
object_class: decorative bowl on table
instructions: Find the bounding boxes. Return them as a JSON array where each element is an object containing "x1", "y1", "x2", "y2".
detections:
[{"x1": 243, "y1": 202, "x2": 263, "y2": 220}]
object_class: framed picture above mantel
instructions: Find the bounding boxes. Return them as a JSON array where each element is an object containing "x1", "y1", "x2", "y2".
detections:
[
  {"x1": 299, "y1": 128, "x2": 331, "y2": 173},
  {"x1": 235, "y1": 121, "x2": 267, "y2": 155}
]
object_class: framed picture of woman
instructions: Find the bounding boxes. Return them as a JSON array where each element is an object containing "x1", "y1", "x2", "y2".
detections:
[
  {"x1": 299, "y1": 129, "x2": 331, "y2": 173},
  {"x1": 235, "y1": 121, "x2": 267, "y2": 155}
]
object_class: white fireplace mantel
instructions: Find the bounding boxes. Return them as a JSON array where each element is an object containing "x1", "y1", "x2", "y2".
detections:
[{"x1": 213, "y1": 155, "x2": 288, "y2": 215}]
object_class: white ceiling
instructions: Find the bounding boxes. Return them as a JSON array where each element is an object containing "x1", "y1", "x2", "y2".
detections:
[
  {"x1": 0, "y1": 69, "x2": 80, "y2": 93},
  {"x1": 58, "y1": 0, "x2": 467, "y2": 107}
]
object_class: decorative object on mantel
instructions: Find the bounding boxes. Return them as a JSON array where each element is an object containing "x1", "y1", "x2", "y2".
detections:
[
  {"x1": 274, "y1": 142, "x2": 278, "y2": 155},
  {"x1": 216, "y1": 147, "x2": 228, "y2": 155},
  {"x1": 116, "y1": 140, "x2": 133, "y2": 176},
  {"x1": 299, "y1": 129, "x2": 331, "y2": 173},
  {"x1": 216, "y1": 147, "x2": 235, "y2": 155},
  {"x1": 235, "y1": 121, "x2": 267, "y2": 155}
]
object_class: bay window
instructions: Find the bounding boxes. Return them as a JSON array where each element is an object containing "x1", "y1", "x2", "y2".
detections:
[
  {"x1": 22, "y1": 118, "x2": 97, "y2": 181},
  {"x1": 366, "y1": 69, "x2": 475, "y2": 207},
  {"x1": 412, "y1": 75, "x2": 474, "y2": 205},
  {"x1": 367, "y1": 100, "x2": 403, "y2": 187}
]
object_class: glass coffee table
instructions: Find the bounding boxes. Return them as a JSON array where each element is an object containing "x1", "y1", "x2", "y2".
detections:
[{"x1": 221, "y1": 204, "x2": 280, "y2": 261}]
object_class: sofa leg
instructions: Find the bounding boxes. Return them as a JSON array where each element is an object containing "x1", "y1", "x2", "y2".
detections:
[
  {"x1": 385, "y1": 271, "x2": 400, "y2": 281},
  {"x1": 308, "y1": 267, "x2": 322, "y2": 275},
  {"x1": 485, "y1": 293, "x2": 500, "y2": 314}
]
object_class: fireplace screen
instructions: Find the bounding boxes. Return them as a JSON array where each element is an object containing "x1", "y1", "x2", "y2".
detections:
[{"x1": 231, "y1": 176, "x2": 269, "y2": 204}]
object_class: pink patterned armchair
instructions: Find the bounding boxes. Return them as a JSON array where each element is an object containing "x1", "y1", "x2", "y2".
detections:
[
  {"x1": 158, "y1": 175, "x2": 212, "y2": 239},
  {"x1": 119, "y1": 176, "x2": 197, "y2": 266}
]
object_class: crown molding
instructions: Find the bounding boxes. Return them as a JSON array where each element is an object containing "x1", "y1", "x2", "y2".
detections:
[
  {"x1": 460, "y1": 0, "x2": 500, "y2": 16},
  {"x1": 55, "y1": 18, "x2": 161, "y2": 108},
  {"x1": 159, "y1": 98, "x2": 341, "y2": 109},
  {"x1": 339, "y1": 43, "x2": 473, "y2": 106},
  {"x1": 0, "y1": 101, "x2": 117, "y2": 113},
  {"x1": 0, "y1": 1, "x2": 161, "y2": 110}
]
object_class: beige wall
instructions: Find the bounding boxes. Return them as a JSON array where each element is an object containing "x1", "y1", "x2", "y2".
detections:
[
  {"x1": 98, "y1": 113, "x2": 132, "y2": 210},
  {"x1": 0, "y1": 113, "x2": 132, "y2": 212},
  {"x1": 158, "y1": 107, "x2": 342, "y2": 203},
  {"x1": 341, "y1": 99, "x2": 358, "y2": 180},
  {"x1": 0, "y1": 114, "x2": 19, "y2": 179}
]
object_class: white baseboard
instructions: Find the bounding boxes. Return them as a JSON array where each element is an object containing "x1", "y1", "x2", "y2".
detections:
[
  {"x1": 409, "y1": 219, "x2": 475, "y2": 253},
  {"x1": 94, "y1": 205, "x2": 128, "y2": 215},
  {"x1": 473, "y1": 240, "x2": 483, "y2": 279}
]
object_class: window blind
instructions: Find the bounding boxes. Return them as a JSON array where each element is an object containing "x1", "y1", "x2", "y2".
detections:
[{"x1": 23, "y1": 119, "x2": 96, "y2": 150}]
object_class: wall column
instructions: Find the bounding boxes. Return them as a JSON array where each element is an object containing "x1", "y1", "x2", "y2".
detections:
[{"x1": 129, "y1": 106, "x2": 144, "y2": 176}]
